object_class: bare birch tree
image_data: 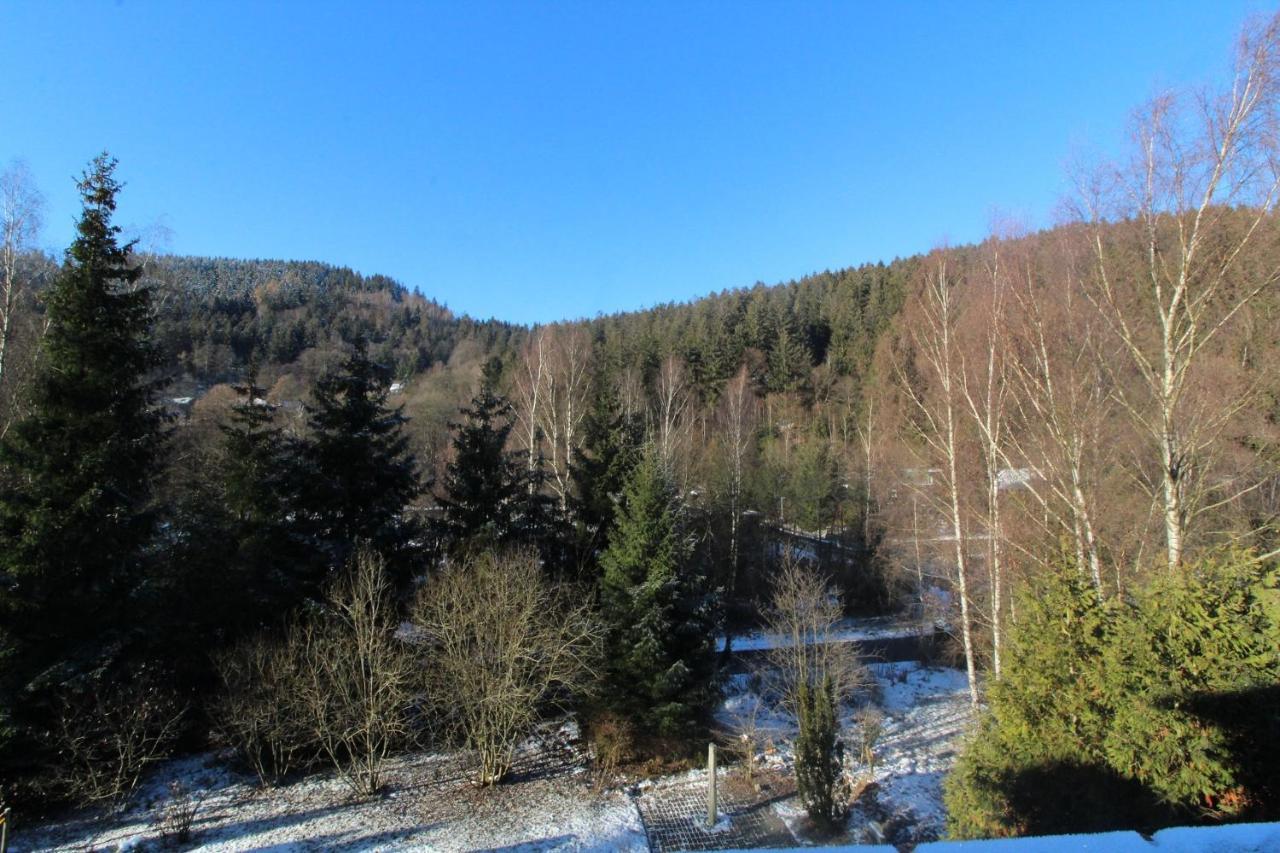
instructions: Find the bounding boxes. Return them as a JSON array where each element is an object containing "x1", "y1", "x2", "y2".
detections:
[
  {"x1": 538, "y1": 325, "x2": 592, "y2": 510},
  {"x1": 513, "y1": 327, "x2": 549, "y2": 481},
  {"x1": 514, "y1": 325, "x2": 594, "y2": 510},
  {"x1": 895, "y1": 260, "x2": 981, "y2": 705},
  {"x1": 0, "y1": 160, "x2": 42, "y2": 392},
  {"x1": 654, "y1": 354, "x2": 691, "y2": 480},
  {"x1": 719, "y1": 364, "x2": 757, "y2": 644},
  {"x1": 1005, "y1": 243, "x2": 1117, "y2": 592},
  {"x1": 617, "y1": 365, "x2": 645, "y2": 422},
  {"x1": 1079, "y1": 13, "x2": 1280, "y2": 571},
  {"x1": 958, "y1": 248, "x2": 1011, "y2": 676}
]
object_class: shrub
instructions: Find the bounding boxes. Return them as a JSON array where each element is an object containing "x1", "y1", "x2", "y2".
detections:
[
  {"x1": 298, "y1": 547, "x2": 416, "y2": 796},
  {"x1": 213, "y1": 547, "x2": 415, "y2": 797},
  {"x1": 151, "y1": 779, "x2": 206, "y2": 846},
  {"x1": 853, "y1": 706, "x2": 884, "y2": 771},
  {"x1": 944, "y1": 553, "x2": 1280, "y2": 838},
  {"x1": 1100, "y1": 558, "x2": 1280, "y2": 819},
  {"x1": 213, "y1": 631, "x2": 313, "y2": 787},
  {"x1": 760, "y1": 551, "x2": 870, "y2": 716},
  {"x1": 588, "y1": 711, "x2": 635, "y2": 792},
  {"x1": 413, "y1": 548, "x2": 600, "y2": 785},
  {"x1": 52, "y1": 670, "x2": 184, "y2": 808},
  {"x1": 795, "y1": 676, "x2": 850, "y2": 831}
]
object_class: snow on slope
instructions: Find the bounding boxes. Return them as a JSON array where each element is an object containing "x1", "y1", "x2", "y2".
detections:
[{"x1": 860, "y1": 661, "x2": 976, "y2": 842}]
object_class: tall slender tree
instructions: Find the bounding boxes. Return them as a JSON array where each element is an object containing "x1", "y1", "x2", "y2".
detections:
[
  {"x1": 0, "y1": 154, "x2": 164, "y2": 762},
  {"x1": 0, "y1": 160, "x2": 42, "y2": 402}
]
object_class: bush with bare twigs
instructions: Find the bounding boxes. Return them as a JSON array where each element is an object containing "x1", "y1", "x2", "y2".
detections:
[
  {"x1": 853, "y1": 705, "x2": 884, "y2": 772},
  {"x1": 760, "y1": 549, "x2": 871, "y2": 715},
  {"x1": 297, "y1": 546, "x2": 416, "y2": 797},
  {"x1": 52, "y1": 670, "x2": 185, "y2": 808},
  {"x1": 215, "y1": 547, "x2": 414, "y2": 797},
  {"x1": 213, "y1": 631, "x2": 314, "y2": 787},
  {"x1": 413, "y1": 548, "x2": 601, "y2": 786},
  {"x1": 716, "y1": 687, "x2": 779, "y2": 789},
  {"x1": 151, "y1": 779, "x2": 207, "y2": 846},
  {"x1": 587, "y1": 711, "x2": 635, "y2": 793}
]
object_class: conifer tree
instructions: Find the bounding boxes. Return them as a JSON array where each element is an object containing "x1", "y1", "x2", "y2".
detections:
[
  {"x1": 944, "y1": 567, "x2": 1115, "y2": 838},
  {"x1": 158, "y1": 366, "x2": 307, "y2": 668},
  {"x1": 0, "y1": 154, "x2": 164, "y2": 764},
  {"x1": 218, "y1": 365, "x2": 311, "y2": 614},
  {"x1": 571, "y1": 378, "x2": 642, "y2": 569},
  {"x1": 598, "y1": 448, "x2": 719, "y2": 744},
  {"x1": 298, "y1": 339, "x2": 421, "y2": 585},
  {"x1": 945, "y1": 553, "x2": 1280, "y2": 838},
  {"x1": 795, "y1": 675, "x2": 847, "y2": 830},
  {"x1": 766, "y1": 320, "x2": 811, "y2": 393},
  {"x1": 438, "y1": 359, "x2": 523, "y2": 547}
]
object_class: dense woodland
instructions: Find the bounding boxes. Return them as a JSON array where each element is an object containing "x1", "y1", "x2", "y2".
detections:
[{"x1": 2, "y1": 12, "x2": 1280, "y2": 842}]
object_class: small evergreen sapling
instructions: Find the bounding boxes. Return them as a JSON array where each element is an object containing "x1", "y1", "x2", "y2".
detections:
[{"x1": 795, "y1": 675, "x2": 849, "y2": 831}]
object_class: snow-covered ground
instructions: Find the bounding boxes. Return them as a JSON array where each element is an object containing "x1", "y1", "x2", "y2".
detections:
[
  {"x1": 12, "y1": 727, "x2": 646, "y2": 853},
  {"x1": 716, "y1": 660, "x2": 976, "y2": 846},
  {"x1": 14, "y1": 661, "x2": 974, "y2": 852},
  {"x1": 716, "y1": 615, "x2": 933, "y2": 653},
  {"x1": 856, "y1": 661, "x2": 975, "y2": 842}
]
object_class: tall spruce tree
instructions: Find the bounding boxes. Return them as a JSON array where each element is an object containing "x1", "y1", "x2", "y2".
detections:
[
  {"x1": 156, "y1": 366, "x2": 304, "y2": 678},
  {"x1": 0, "y1": 154, "x2": 164, "y2": 763},
  {"x1": 297, "y1": 339, "x2": 421, "y2": 585},
  {"x1": 571, "y1": 378, "x2": 643, "y2": 572},
  {"x1": 438, "y1": 359, "x2": 523, "y2": 547},
  {"x1": 219, "y1": 365, "x2": 311, "y2": 614},
  {"x1": 598, "y1": 447, "x2": 719, "y2": 744}
]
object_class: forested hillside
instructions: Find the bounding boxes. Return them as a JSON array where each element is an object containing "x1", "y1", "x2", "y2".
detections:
[
  {"x1": 2, "y1": 242, "x2": 919, "y2": 512},
  {"x1": 2, "y1": 10, "x2": 1280, "y2": 845},
  {"x1": 143, "y1": 255, "x2": 518, "y2": 389}
]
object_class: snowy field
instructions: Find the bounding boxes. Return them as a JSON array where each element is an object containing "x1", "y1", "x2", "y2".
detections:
[{"x1": 13, "y1": 663, "x2": 975, "y2": 852}]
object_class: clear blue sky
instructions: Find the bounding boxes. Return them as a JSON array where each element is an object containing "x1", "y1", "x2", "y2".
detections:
[{"x1": 0, "y1": 1, "x2": 1267, "y2": 324}]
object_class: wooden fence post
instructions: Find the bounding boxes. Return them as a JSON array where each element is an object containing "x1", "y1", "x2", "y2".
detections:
[{"x1": 707, "y1": 742, "x2": 717, "y2": 828}]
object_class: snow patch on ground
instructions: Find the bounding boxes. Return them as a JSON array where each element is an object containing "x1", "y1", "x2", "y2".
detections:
[
  {"x1": 13, "y1": 729, "x2": 645, "y2": 853},
  {"x1": 853, "y1": 662, "x2": 976, "y2": 841},
  {"x1": 717, "y1": 616, "x2": 930, "y2": 653},
  {"x1": 715, "y1": 659, "x2": 976, "y2": 846}
]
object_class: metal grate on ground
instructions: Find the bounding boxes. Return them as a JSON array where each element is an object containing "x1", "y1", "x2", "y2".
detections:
[{"x1": 634, "y1": 774, "x2": 794, "y2": 852}]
